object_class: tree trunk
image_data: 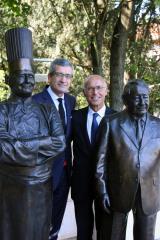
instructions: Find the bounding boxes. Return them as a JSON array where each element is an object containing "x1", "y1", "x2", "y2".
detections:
[
  {"x1": 90, "y1": 38, "x2": 102, "y2": 75},
  {"x1": 110, "y1": 0, "x2": 135, "y2": 111},
  {"x1": 90, "y1": 2, "x2": 110, "y2": 75}
]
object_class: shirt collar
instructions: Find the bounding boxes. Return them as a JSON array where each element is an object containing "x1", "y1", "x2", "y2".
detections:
[
  {"x1": 88, "y1": 105, "x2": 106, "y2": 118},
  {"x1": 47, "y1": 86, "x2": 64, "y2": 101},
  {"x1": 129, "y1": 113, "x2": 147, "y2": 123}
]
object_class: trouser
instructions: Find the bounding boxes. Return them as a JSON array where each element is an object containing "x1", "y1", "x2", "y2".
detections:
[
  {"x1": 110, "y1": 187, "x2": 157, "y2": 240},
  {"x1": 73, "y1": 198, "x2": 113, "y2": 240},
  {"x1": 74, "y1": 199, "x2": 94, "y2": 240},
  {"x1": 94, "y1": 200, "x2": 113, "y2": 240},
  {"x1": 49, "y1": 168, "x2": 69, "y2": 240}
]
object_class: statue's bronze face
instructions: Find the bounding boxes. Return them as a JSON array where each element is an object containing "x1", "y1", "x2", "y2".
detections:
[
  {"x1": 125, "y1": 85, "x2": 149, "y2": 118},
  {"x1": 9, "y1": 70, "x2": 35, "y2": 97}
]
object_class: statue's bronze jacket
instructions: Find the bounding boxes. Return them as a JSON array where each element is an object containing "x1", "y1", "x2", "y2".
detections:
[
  {"x1": 0, "y1": 96, "x2": 65, "y2": 240},
  {"x1": 95, "y1": 110, "x2": 160, "y2": 215}
]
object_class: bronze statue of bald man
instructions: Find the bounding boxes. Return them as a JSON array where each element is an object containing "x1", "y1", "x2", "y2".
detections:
[{"x1": 95, "y1": 79, "x2": 160, "y2": 240}]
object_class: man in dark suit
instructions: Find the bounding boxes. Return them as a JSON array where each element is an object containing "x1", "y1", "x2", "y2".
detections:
[
  {"x1": 95, "y1": 79, "x2": 160, "y2": 240},
  {"x1": 71, "y1": 75, "x2": 115, "y2": 240},
  {"x1": 32, "y1": 58, "x2": 76, "y2": 240}
]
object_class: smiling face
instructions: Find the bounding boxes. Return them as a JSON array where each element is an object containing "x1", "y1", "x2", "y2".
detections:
[
  {"x1": 124, "y1": 84, "x2": 149, "y2": 118},
  {"x1": 48, "y1": 65, "x2": 73, "y2": 97},
  {"x1": 84, "y1": 75, "x2": 107, "y2": 112},
  {"x1": 9, "y1": 70, "x2": 35, "y2": 97}
]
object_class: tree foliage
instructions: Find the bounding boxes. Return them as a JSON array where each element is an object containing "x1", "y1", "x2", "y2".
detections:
[{"x1": 0, "y1": 0, "x2": 159, "y2": 114}]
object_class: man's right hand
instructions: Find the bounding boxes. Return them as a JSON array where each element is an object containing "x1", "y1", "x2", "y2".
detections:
[{"x1": 101, "y1": 194, "x2": 111, "y2": 214}]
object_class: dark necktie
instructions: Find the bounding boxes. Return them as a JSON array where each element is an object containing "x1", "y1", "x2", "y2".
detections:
[
  {"x1": 136, "y1": 119, "x2": 144, "y2": 145},
  {"x1": 91, "y1": 112, "x2": 99, "y2": 144},
  {"x1": 57, "y1": 98, "x2": 66, "y2": 131}
]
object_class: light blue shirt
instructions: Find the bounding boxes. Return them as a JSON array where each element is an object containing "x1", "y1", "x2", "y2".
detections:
[{"x1": 87, "y1": 105, "x2": 106, "y2": 142}]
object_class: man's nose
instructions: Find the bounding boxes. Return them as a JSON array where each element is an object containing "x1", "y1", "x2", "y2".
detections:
[
  {"x1": 92, "y1": 88, "x2": 99, "y2": 93},
  {"x1": 24, "y1": 74, "x2": 29, "y2": 83},
  {"x1": 60, "y1": 75, "x2": 67, "y2": 82},
  {"x1": 139, "y1": 96, "x2": 145, "y2": 104}
]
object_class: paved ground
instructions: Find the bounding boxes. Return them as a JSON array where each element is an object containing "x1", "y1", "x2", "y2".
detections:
[
  {"x1": 58, "y1": 195, "x2": 160, "y2": 240},
  {"x1": 65, "y1": 238, "x2": 76, "y2": 240}
]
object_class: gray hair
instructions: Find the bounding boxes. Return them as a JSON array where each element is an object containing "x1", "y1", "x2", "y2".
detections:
[
  {"x1": 49, "y1": 58, "x2": 73, "y2": 74},
  {"x1": 122, "y1": 79, "x2": 149, "y2": 99}
]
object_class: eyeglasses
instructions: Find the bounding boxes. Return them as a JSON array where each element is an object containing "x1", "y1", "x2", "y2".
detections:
[
  {"x1": 53, "y1": 72, "x2": 73, "y2": 79},
  {"x1": 85, "y1": 86, "x2": 106, "y2": 92}
]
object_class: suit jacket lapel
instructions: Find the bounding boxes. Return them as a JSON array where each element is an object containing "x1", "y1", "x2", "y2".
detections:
[
  {"x1": 105, "y1": 106, "x2": 114, "y2": 116},
  {"x1": 42, "y1": 88, "x2": 54, "y2": 104},
  {"x1": 141, "y1": 113, "x2": 153, "y2": 149},
  {"x1": 81, "y1": 107, "x2": 91, "y2": 146},
  {"x1": 120, "y1": 111, "x2": 139, "y2": 149},
  {"x1": 64, "y1": 94, "x2": 71, "y2": 137}
]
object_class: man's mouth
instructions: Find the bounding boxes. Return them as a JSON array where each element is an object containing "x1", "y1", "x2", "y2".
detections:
[
  {"x1": 137, "y1": 107, "x2": 146, "y2": 111},
  {"x1": 58, "y1": 84, "x2": 67, "y2": 87},
  {"x1": 91, "y1": 97, "x2": 100, "y2": 101},
  {"x1": 21, "y1": 84, "x2": 34, "y2": 89}
]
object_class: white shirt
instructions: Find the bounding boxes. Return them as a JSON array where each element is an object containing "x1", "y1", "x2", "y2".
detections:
[
  {"x1": 47, "y1": 86, "x2": 67, "y2": 124},
  {"x1": 87, "y1": 105, "x2": 106, "y2": 142}
]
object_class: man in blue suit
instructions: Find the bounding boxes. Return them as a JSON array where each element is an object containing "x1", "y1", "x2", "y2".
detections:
[
  {"x1": 32, "y1": 58, "x2": 76, "y2": 240},
  {"x1": 71, "y1": 75, "x2": 115, "y2": 240}
]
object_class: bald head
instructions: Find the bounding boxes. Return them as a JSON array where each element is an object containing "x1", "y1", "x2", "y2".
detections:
[
  {"x1": 84, "y1": 75, "x2": 107, "y2": 90},
  {"x1": 83, "y1": 74, "x2": 108, "y2": 112}
]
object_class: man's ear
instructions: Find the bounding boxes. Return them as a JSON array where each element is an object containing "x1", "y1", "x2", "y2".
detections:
[{"x1": 48, "y1": 73, "x2": 52, "y2": 84}]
